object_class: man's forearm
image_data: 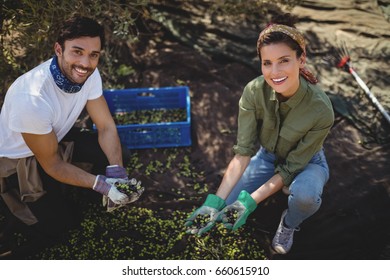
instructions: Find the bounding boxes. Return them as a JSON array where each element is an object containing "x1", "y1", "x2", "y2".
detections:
[
  {"x1": 98, "y1": 125, "x2": 123, "y2": 166},
  {"x1": 41, "y1": 158, "x2": 97, "y2": 188}
]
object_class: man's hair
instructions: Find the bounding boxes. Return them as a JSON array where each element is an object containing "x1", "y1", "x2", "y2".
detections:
[{"x1": 56, "y1": 16, "x2": 105, "y2": 50}]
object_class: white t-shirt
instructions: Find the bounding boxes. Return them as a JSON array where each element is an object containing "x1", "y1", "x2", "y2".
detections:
[{"x1": 0, "y1": 58, "x2": 102, "y2": 159}]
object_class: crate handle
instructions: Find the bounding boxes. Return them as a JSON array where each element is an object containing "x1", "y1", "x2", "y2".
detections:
[
  {"x1": 137, "y1": 92, "x2": 155, "y2": 97},
  {"x1": 134, "y1": 128, "x2": 152, "y2": 133}
]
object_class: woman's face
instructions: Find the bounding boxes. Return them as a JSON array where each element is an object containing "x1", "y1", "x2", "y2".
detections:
[
  {"x1": 54, "y1": 36, "x2": 101, "y2": 84},
  {"x1": 260, "y1": 42, "x2": 305, "y2": 99}
]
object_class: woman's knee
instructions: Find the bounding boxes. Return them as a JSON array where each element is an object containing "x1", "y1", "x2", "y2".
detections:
[
  {"x1": 289, "y1": 176, "x2": 323, "y2": 212},
  {"x1": 289, "y1": 189, "x2": 322, "y2": 212}
]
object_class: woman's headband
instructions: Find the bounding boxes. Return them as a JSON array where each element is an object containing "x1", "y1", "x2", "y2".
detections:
[{"x1": 258, "y1": 24, "x2": 306, "y2": 55}]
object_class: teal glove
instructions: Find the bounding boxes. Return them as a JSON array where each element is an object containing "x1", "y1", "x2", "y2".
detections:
[
  {"x1": 219, "y1": 190, "x2": 257, "y2": 231},
  {"x1": 184, "y1": 194, "x2": 226, "y2": 236}
]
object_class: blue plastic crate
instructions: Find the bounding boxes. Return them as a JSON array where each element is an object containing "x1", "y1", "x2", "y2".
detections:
[{"x1": 96, "y1": 86, "x2": 191, "y2": 149}]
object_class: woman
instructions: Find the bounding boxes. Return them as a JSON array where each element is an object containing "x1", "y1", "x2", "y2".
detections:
[{"x1": 185, "y1": 13, "x2": 334, "y2": 255}]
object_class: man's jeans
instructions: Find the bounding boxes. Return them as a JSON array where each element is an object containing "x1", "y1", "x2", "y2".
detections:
[{"x1": 226, "y1": 147, "x2": 330, "y2": 229}]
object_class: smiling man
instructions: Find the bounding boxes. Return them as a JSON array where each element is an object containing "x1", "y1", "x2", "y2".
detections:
[{"x1": 0, "y1": 16, "x2": 141, "y2": 258}]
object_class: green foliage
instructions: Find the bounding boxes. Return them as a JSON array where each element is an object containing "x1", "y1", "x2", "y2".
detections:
[
  {"x1": 0, "y1": 0, "x2": 149, "y2": 96},
  {"x1": 116, "y1": 64, "x2": 136, "y2": 77},
  {"x1": 113, "y1": 108, "x2": 187, "y2": 125},
  {"x1": 30, "y1": 203, "x2": 266, "y2": 260}
]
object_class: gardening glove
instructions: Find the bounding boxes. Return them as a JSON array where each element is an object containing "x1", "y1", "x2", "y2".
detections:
[
  {"x1": 218, "y1": 190, "x2": 257, "y2": 231},
  {"x1": 184, "y1": 194, "x2": 226, "y2": 236},
  {"x1": 102, "y1": 177, "x2": 145, "y2": 212},
  {"x1": 105, "y1": 165, "x2": 128, "y2": 179},
  {"x1": 92, "y1": 175, "x2": 129, "y2": 205},
  {"x1": 103, "y1": 165, "x2": 144, "y2": 212}
]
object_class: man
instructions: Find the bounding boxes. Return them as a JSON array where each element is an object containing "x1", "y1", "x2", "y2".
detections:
[{"x1": 0, "y1": 16, "x2": 141, "y2": 257}]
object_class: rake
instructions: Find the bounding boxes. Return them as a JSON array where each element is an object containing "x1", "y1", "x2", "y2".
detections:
[{"x1": 327, "y1": 42, "x2": 390, "y2": 125}]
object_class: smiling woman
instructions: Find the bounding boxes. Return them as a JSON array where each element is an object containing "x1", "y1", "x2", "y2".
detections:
[{"x1": 185, "y1": 12, "x2": 334, "y2": 256}]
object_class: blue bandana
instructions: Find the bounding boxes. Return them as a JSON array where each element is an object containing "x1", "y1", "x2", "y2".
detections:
[{"x1": 50, "y1": 56, "x2": 84, "y2": 93}]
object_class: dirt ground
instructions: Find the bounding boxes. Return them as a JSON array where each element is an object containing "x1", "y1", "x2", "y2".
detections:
[{"x1": 127, "y1": 0, "x2": 390, "y2": 259}]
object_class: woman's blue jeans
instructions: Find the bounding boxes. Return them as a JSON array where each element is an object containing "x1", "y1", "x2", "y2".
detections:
[{"x1": 226, "y1": 147, "x2": 330, "y2": 229}]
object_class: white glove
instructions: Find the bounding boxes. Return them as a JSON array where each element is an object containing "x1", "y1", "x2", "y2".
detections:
[
  {"x1": 102, "y1": 178, "x2": 145, "y2": 212},
  {"x1": 92, "y1": 175, "x2": 129, "y2": 205}
]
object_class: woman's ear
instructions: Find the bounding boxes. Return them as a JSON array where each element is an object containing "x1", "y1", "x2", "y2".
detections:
[{"x1": 54, "y1": 42, "x2": 62, "y2": 56}]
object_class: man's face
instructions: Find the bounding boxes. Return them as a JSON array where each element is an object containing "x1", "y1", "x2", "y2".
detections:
[{"x1": 54, "y1": 36, "x2": 101, "y2": 84}]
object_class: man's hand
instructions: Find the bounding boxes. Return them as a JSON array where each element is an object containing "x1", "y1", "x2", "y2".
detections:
[
  {"x1": 102, "y1": 177, "x2": 145, "y2": 212},
  {"x1": 218, "y1": 190, "x2": 257, "y2": 231},
  {"x1": 105, "y1": 165, "x2": 128, "y2": 179},
  {"x1": 92, "y1": 175, "x2": 129, "y2": 204},
  {"x1": 184, "y1": 194, "x2": 226, "y2": 236},
  {"x1": 103, "y1": 164, "x2": 145, "y2": 212}
]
